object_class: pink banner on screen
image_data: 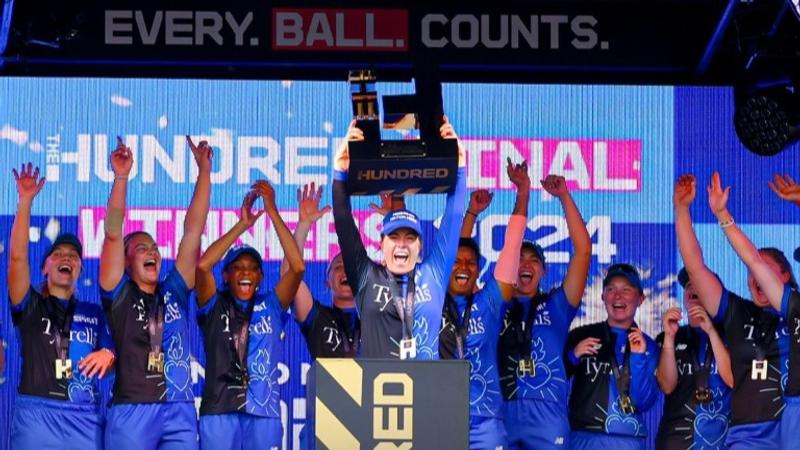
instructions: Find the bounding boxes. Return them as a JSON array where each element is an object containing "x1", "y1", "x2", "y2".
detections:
[
  {"x1": 463, "y1": 138, "x2": 642, "y2": 192},
  {"x1": 79, "y1": 207, "x2": 385, "y2": 262}
]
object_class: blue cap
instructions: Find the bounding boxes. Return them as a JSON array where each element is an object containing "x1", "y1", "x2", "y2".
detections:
[
  {"x1": 382, "y1": 209, "x2": 422, "y2": 236},
  {"x1": 222, "y1": 245, "x2": 263, "y2": 273},
  {"x1": 604, "y1": 263, "x2": 643, "y2": 292},
  {"x1": 521, "y1": 240, "x2": 546, "y2": 264},
  {"x1": 42, "y1": 233, "x2": 83, "y2": 268}
]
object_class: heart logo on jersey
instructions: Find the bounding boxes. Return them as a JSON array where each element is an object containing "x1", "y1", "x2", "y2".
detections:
[
  {"x1": 469, "y1": 372, "x2": 488, "y2": 404},
  {"x1": 164, "y1": 335, "x2": 191, "y2": 393},
  {"x1": 68, "y1": 375, "x2": 96, "y2": 403},
  {"x1": 521, "y1": 339, "x2": 554, "y2": 389},
  {"x1": 694, "y1": 411, "x2": 728, "y2": 446},
  {"x1": 604, "y1": 401, "x2": 640, "y2": 436},
  {"x1": 165, "y1": 360, "x2": 191, "y2": 392},
  {"x1": 248, "y1": 349, "x2": 279, "y2": 411}
]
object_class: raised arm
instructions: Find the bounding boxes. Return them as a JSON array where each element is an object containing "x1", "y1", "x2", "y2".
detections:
[
  {"x1": 769, "y1": 173, "x2": 800, "y2": 208},
  {"x1": 459, "y1": 190, "x2": 493, "y2": 238},
  {"x1": 426, "y1": 118, "x2": 468, "y2": 280},
  {"x1": 542, "y1": 175, "x2": 590, "y2": 307},
  {"x1": 8, "y1": 163, "x2": 46, "y2": 304},
  {"x1": 674, "y1": 174, "x2": 723, "y2": 316},
  {"x1": 656, "y1": 308, "x2": 681, "y2": 394},
  {"x1": 708, "y1": 172, "x2": 783, "y2": 311},
  {"x1": 99, "y1": 138, "x2": 133, "y2": 292},
  {"x1": 494, "y1": 159, "x2": 530, "y2": 301},
  {"x1": 369, "y1": 193, "x2": 407, "y2": 217},
  {"x1": 254, "y1": 180, "x2": 305, "y2": 310},
  {"x1": 332, "y1": 123, "x2": 372, "y2": 296},
  {"x1": 174, "y1": 137, "x2": 212, "y2": 288},
  {"x1": 688, "y1": 304, "x2": 733, "y2": 388},
  {"x1": 284, "y1": 183, "x2": 331, "y2": 321},
  {"x1": 195, "y1": 191, "x2": 264, "y2": 307}
]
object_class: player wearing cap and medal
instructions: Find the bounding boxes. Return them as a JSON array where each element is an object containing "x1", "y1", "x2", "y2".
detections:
[
  {"x1": 566, "y1": 264, "x2": 660, "y2": 450},
  {"x1": 195, "y1": 183, "x2": 305, "y2": 450},
  {"x1": 438, "y1": 159, "x2": 530, "y2": 449},
  {"x1": 498, "y1": 174, "x2": 591, "y2": 450},
  {"x1": 330, "y1": 118, "x2": 466, "y2": 360},
  {"x1": 8, "y1": 163, "x2": 115, "y2": 449}
]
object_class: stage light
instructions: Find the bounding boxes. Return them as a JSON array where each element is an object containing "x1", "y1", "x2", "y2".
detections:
[
  {"x1": 734, "y1": 83, "x2": 800, "y2": 156},
  {"x1": 790, "y1": 0, "x2": 800, "y2": 20}
]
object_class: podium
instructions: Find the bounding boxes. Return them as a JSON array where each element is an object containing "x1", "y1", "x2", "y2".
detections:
[{"x1": 307, "y1": 359, "x2": 469, "y2": 450}]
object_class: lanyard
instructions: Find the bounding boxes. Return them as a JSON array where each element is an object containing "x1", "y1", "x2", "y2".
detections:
[
  {"x1": 391, "y1": 272, "x2": 416, "y2": 341},
  {"x1": 143, "y1": 291, "x2": 165, "y2": 358},
  {"x1": 225, "y1": 295, "x2": 255, "y2": 375},
  {"x1": 603, "y1": 323, "x2": 633, "y2": 399},
  {"x1": 515, "y1": 294, "x2": 547, "y2": 358},
  {"x1": 42, "y1": 295, "x2": 78, "y2": 361},
  {"x1": 686, "y1": 328, "x2": 714, "y2": 394},
  {"x1": 334, "y1": 308, "x2": 361, "y2": 356},
  {"x1": 444, "y1": 293, "x2": 474, "y2": 359}
]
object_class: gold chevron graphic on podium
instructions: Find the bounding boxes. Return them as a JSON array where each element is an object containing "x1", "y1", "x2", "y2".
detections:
[{"x1": 315, "y1": 359, "x2": 363, "y2": 449}]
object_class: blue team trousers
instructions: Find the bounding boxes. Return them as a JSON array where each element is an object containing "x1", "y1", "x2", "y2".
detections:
[
  {"x1": 504, "y1": 399, "x2": 569, "y2": 450},
  {"x1": 470, "y1": 415, "x2": 508, "y2": 450},
  {"x1": 105, "y1": 402, "x2": 198, "y2": 450},
  {"x1": 725, "y1": 420, "x2": 780, "y2": 450},
  {"x1": 781, "y1": 396, "x2": 800, "y2": 450},
  {"x1": 200, "y1": 413, "x2": 282, "y2": 450},
  {"x1": 569, "y1": 431, "x2": 645, "y2": 450},
  {"x1": 11, "y1": 394, "x2": 102, "y2": 450}
]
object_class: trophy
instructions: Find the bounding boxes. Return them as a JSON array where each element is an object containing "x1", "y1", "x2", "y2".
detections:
[{"x1": 346, "y1": 65, "x2": 459, "y2": 196}]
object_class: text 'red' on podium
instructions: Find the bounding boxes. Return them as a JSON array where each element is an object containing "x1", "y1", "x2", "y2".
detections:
[{"x1": 308, "y1": 359, "x2": 469, "y2": 449}]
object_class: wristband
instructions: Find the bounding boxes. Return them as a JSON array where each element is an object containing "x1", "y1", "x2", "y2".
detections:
[
  {"x1": 719, "y1": 216, "x2": 735, "y2": 228},
  {"x1": 333, "y1": 170, "x2": 348, "y2": 182}
]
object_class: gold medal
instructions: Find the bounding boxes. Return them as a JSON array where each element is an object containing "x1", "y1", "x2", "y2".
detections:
[
  {"x1": 618, "y1": 394, "x2": 635, "y2": 415},
  {"x1": 518, "y1": 358, "x2": 535, "y2": 377},
  {"x1": 399, "y1": 338, "x2": 417, "y2": 360},
  {"x1": 55, "y1": 358, "x2": 73, "y2": 380},
  {"x1": 694, "y1": 387, "x2": 711, "y2": 404},
  {"x1": 147, "y1": 351, "x2": 165, "y2": 373},
  {"x1": 751, "y1": 359, "x2": 768, "y2": 380}
]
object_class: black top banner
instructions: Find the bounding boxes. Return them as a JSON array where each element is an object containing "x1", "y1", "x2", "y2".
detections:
[{"x1": 3, "y1": 0, "x2": 738, "y2": 83}]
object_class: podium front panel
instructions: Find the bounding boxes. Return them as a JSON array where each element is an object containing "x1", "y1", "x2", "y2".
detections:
[{"x1": 309, "y1": 359, "x2": 469, "y2": 450}]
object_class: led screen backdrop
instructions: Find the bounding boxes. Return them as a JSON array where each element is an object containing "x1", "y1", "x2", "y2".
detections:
[{"x1": 0, "y1": 77, "x2": 798, "y2": 450}]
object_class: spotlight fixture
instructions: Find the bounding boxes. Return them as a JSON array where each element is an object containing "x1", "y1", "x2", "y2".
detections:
[{"x1": 734, "y1": 83, "x2": 800, "y2": 156}]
